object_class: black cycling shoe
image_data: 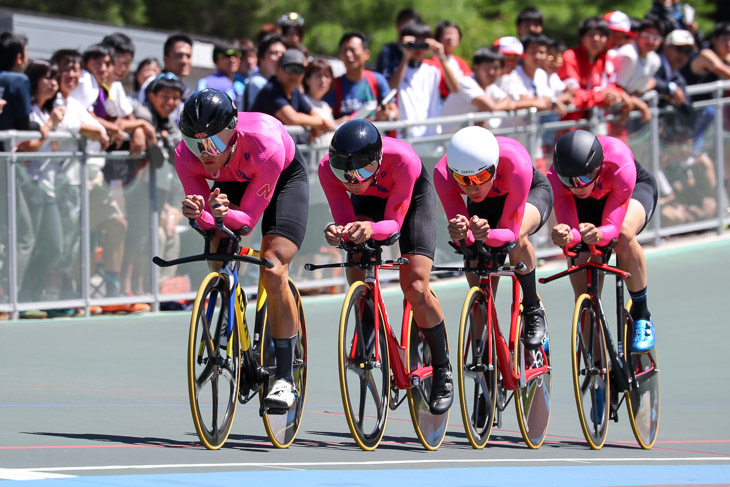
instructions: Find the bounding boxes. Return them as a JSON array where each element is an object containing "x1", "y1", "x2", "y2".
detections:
[
  {"x1": 523, "y1": 303, "x2": 547, "y2": 350},
  {"x1": 429, "y1": 363, "x2": 454, "y2": 415}
]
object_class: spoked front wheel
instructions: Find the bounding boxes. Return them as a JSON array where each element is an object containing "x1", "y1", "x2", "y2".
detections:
[
  {"x1": 259, "y1": 278, "x2": 308, "y2": 448},
  {"x1": 187, "y1": 272, "x2": 241, "y2": 450},
  {"x1": 338, "y1": 282, "x2": 390, "y2": 451},
  {"x1": 571, "y1": 294, "x2": 610, "y2": 449},
  {"x1": 457, "y1": 287, "x2": 497, "y2": 449},
  {"x1": 623, "y1": 312, "x2": 660, "y2": 449},
  {"x1": 407, "y1": 288, "x2": 449, "y2": 451},
  {"x1": 514, "y1": 301, "x2": 552, "y2": 449}
]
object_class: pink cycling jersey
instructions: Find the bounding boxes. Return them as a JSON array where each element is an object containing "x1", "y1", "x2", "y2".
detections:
[
  {"x1": 433, "y1": 136, "x2": 533, "y2": 247},
  {"x1": 319, "y1": 137, "x2": 422, "y2": 240},
  {"x1": 175, "y1": 112, "x2": 296, "y2": 232},
  {"x1": 547, "y1": 135, "x2": 636, "y2": 246}
]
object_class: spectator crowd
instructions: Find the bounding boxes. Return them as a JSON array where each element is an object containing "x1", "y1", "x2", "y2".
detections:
[{"x1": 1, "y1": 2, "x2": 729, "y2": 319}]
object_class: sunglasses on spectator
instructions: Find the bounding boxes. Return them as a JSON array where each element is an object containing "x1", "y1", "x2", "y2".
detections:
[
  {"x1": 216, "y1": 49, "x2": 242, "y2": 60},
  {"x1": 640, "y1": 32, "x2": 663, "y2": 42},
  {"x1": 282, "y1": 64, "x2": 305, "y2": 74},
  {"x1": 449, "y1": 166, "x2": 495, "y2": 186},
  {"x1": 672, "y1": 45, "x2": 694, "y2": 55}
]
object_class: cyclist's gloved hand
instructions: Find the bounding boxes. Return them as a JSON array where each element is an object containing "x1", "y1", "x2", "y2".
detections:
[
  {"x1": 208, "y1": 188, "x2": 230, "y2": 220},
  {"x1": 470, "y1": 215, "x2": 490, "y2": 242},
  {"x1": 343, "y1": 221, "x2": 373, "y2": 245},
  {"x1": 551, "y1": 223, "x2": 573, "y2": 247},
  {"x1": 447, "y1": 214, "x2": 470, "y2": 242},
  {"x1": 182, "y1": 194, "x2": 205, "y2": 219}
]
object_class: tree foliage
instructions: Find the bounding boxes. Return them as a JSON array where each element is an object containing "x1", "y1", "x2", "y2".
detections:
[{"x1": 3, "y1": 0, "x2": 724, "y2": 59}]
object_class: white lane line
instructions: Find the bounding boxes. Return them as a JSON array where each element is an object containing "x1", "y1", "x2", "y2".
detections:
[
  {"x1": 21, "y1": 456, "x2": 730, "y2": 473},
  {"x1": 0, "y1": 468, "x2": 73, "y2": 480}
]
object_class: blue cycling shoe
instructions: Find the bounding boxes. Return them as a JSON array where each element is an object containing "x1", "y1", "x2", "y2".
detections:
[
  {"x1": 589, "y1": 386, "x2": 604, "y2": 425},
  {"x1": 631, "y1": 319, "x2": 655, "y2": 353}
]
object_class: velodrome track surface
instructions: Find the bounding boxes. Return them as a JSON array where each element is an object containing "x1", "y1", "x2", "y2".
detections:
[{"x1": 1, "y1": 235, "x2": 729, "y2": 486}]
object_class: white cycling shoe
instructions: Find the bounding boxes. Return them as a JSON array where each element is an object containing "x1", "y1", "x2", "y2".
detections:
[{"x1": 264, "y1": 378, "x2": 297, "y2": 409}]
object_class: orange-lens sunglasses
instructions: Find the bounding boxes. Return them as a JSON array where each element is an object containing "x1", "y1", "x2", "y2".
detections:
[{"x1": 450, "y1": 167, "x2": 494, "y2": 186}]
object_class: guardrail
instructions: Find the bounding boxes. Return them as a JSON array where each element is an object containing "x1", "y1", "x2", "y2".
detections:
[{"x1": 1, "y1": 80, "x2": 728, "y2": 319}]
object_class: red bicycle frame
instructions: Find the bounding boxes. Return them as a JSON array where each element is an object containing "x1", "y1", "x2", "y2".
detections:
[{"x1": 480, "y1": 272, "x2": 549, "y2": 391}]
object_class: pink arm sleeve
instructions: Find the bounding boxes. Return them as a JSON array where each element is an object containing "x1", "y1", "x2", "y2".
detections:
[
  {"x1": 547, "y1": 169, "x2": 583, "y2": 245},
  {"x1": 595, "y1": 140, "x2": 636, "y2": 245},
  {"x1": 370, "y1": 155, "x2": 419, "y2": 239},
  {"x1": 319, "y1": 160, "x2": 358, "y2": 227},
  {"x1": 433, "y1": 156, "x2": 476, "y2": 246}
]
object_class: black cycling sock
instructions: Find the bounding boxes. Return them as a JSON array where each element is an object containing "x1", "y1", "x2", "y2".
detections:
[
  {"x1": 516, "y1": 269, "x2": 539, "y2": 309},
  {"x1": 419, "y1": 321, "x2": 449, "y2": 368},
  {"x1": 629, "y1": 287, "x2": 650, "y2": 321},
  {"x1": 274, "y1": 335, "x2": 296, "y2": 383}
]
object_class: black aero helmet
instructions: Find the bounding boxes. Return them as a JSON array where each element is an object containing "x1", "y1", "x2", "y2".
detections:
[
  {"x1": 553, "y1": 129, "x2": 604, "y2": 188},
  {"x1": 328, "y1": 120, "x2": 383, "y2": 184},
  {"x1": 179, "y1": 88, "x2": 237, "y2": 157}
]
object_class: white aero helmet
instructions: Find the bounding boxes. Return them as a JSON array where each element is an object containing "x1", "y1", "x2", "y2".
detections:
[{"x1": 447, "y1": 126, "x2": 500, "y2": 184}]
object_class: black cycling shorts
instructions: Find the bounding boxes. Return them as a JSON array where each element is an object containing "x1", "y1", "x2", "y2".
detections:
[
  {"x1": 574, "y1": 160, "x2": 658, "y2": 233},
  {"x1": 350, "y1": 165, "x2": 437, "y2": 260},
  {"x1": 213, "y1": 146, "x2": 309, "y2": 248},
  {"x1": 466, "y1": 167, "x2": 554, "y2": 235}
]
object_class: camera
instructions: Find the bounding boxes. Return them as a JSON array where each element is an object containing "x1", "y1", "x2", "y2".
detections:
[{"x1": 404, "y1": 41, "x2": 429, "y2": 50}]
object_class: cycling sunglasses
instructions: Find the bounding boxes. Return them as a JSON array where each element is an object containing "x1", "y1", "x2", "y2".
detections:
[
  {"x1": 216, "y1": 49, "x2": 242, "y2": 60},
  {"x1": 182, "y1": 127, "x2": 236, "y2": 157},
  {"x1": 558, "y1": 167, "x2": 601, "y2": 189},
  {"x1": 331, "y1": 154, "x2": 380, "y2": 184},
  {"x1": 449, "y1": 166, "x2": 495, "y2": 186}
]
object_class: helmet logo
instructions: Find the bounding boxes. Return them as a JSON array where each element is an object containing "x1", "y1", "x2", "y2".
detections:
[{"x1": 194, "y1": 133, "x2": 209, "y2": 139}]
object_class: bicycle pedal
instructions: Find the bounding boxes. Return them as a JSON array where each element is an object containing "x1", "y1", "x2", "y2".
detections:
[{"x1": 264, "y1": 407, "x2": 289, "y2": 416}]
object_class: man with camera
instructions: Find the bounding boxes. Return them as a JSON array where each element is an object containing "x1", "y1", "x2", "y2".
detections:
[{"x1": 388, "y1": 20, "x2": 457, "y2": 139}]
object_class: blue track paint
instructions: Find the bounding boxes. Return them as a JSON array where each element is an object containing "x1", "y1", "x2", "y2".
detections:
[{"x1": 1, "y1": 465, "x2": 728, "y2": 486}]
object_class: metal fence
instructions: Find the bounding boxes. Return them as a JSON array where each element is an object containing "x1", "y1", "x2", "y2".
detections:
[{"x1": 1, "y1": 80, "x2": 729, "y2": 318}]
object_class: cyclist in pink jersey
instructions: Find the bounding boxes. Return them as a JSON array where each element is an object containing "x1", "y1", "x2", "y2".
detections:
[
  {"x1": 433, "y1": 126, "x2": 554, "y2": 348},
  {"x1": 319, "y1": 120, "x2": 453, "y2": 415},
  {"x1": 548, "y1": 129, "x2": 658, "y2": 353},
  {"x1": 176, "y1": 88, "x2": 309, "y2": 409}
]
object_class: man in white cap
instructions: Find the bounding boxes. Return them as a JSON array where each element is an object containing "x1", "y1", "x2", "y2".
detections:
[
  {"x1": 604, "y1": 11, "x2": 633, "y2": 51},
  {"x1": 649, "y1": 29, "x2": 695, "y2": 109}
]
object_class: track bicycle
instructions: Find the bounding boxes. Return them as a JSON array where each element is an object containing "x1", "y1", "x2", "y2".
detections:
[
  {"x1": 539, "y1": 242, "x2": 659, "y2": 449},
  {"x1": 153, "y1": 218, "x2": 307, "y2": 449},
  {"x1": 305, "y1": 233, "x2": 448, "y2": 451},
  {"x1": 434, "y1": 241, "x2": 552, "y2": 449}
]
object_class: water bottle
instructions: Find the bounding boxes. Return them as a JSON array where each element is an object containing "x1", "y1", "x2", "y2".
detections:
[{"x1": 53, "y1": 93, "x2": 66, "y2": 109}]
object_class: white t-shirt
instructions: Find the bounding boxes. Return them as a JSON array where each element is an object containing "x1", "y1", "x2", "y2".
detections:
[
  {"x1": 397, "y1": 62, "x2": 442, "y2": 138},
  {"x1": 28, "y1": 96, "x2": 105, "y2": 187},
  {"x1": 511, "y1": 65, "x2": 554, "y2": 97},
  {"x1": 440, "y1": 75, "x2": 508, "y2": 133},
  {"x1": 105, "y1": 81, "x2": 133, "y2": 119},
  {"x1": 614, "y1": 43, "x2": 661, "y2": 94},
  {"x1": 304, "y1": 95, "x2": 334, "y2": 148},
  {"x1": 69, "y1": 70, "x2": 99, "y2": 110}
]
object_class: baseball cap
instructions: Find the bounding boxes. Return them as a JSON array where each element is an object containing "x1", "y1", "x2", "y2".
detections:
[
  {"x1": 493, "y1": 36, "x2": 523, "y2": 56},
  {"x1": 604, "y1": 11, "x2": 631, "y2": 34},
  {"x1": 278, "y1": 48, "x2": 306, "y2": 67},
  {"x1": 665, "y1": 29, "x2": 695, "y2": 47}
]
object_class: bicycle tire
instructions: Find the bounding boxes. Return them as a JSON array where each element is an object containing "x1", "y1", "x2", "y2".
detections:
[
  {"x1": 259, "y1": 278, "x2": 308, "y2": 448},
  {"x1": 457, "y1": 287, "x2": 497, "y2": 449},
  {"x1": 514, "y1": 299, "x2": 552, "y2": 449},
  {"x1": 187, "y1": 272, "x2": 241, "y2": 450},
  {"x1": 338, "y1": 281, "x2": 390, "y2": 451},
  {"x1": 407, "y1": 288, "x2": 449, "y2": 451},
  {"x1": 623, "y1": 308, "x2": 660, "y2": 449},
  {"x1": 571, "y1": 293, "x2": 610, "y2": 449}
]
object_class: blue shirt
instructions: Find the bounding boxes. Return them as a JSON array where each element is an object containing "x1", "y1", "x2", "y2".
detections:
[
  {"x1": 250, "y1": 76, "x2": 313, "y2": 117},
  {"x1": 323, "y1": 71, "x2": 390, "y2": 117},
  {"x1": 375, "y1": 43, "x2": 403, "y2": 80},
  {"x1": 197, "y1": 71, "x2": 246, "y2": 110}
]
